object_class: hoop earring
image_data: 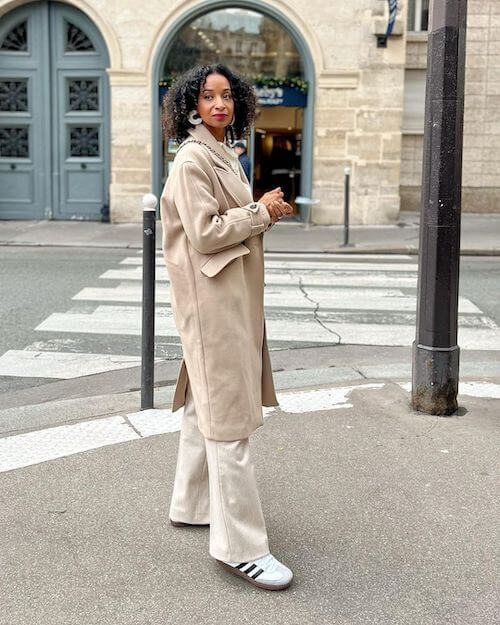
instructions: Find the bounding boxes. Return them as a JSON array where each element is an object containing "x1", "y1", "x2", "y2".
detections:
[
  {"x1": 188, "y1": 110, "x2": 202, "y2": 125},
  {"x1": 225, "y1": 114, "x2": 236, "y2": 146}
]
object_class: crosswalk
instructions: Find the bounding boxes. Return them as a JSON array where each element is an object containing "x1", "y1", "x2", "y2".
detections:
[{"x1": 1, "y1": 251, "x2": 499, "y2": 381}]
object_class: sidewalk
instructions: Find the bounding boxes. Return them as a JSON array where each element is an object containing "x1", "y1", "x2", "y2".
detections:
[
  {"x1": 1, "y1": 211, "x2": 498, "y2": 623},
  {"x1": 0, "y1": 362, "x2": 498, "y2": 624},
  {"x1": 0, "y1": 211, "x2": 499, "y2": 254}
]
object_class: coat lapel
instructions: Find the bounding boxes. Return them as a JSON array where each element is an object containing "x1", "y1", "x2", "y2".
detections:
[
  {"x1": 187, "y1": 124, "x2": 253, "y2": 207},
  {"x1": 187, "y1": 124, "x2": 232, "y2": 170}
]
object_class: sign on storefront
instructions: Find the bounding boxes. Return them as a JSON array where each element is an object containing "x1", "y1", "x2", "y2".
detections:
[
  {"x1": 159, "y1": 84, "x2": 307, "y2": 107},
  {"x1": 255, "y1": 86, "x2": 307, "y2": 107}
]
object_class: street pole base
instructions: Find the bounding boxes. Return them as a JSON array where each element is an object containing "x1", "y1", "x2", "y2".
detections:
[{"x1": 411, "y1": 342, "x2": 460, "y2": 415}]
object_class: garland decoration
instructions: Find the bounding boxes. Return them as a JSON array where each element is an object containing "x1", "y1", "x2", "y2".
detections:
[
  {"x1": 249, "y1": 74, "x2": 308, "y2": 93},
  {"x1": 159, "y1": 74, "x2": 308, "y2": 94}
]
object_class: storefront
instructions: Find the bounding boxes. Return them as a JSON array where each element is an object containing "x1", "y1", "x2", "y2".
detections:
[{"x1": 154, "y1": 4, "x2": 314, "y2": 221}]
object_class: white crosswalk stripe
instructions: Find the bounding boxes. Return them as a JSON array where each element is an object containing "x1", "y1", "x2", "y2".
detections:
[
  {"x1": 0, "y1": 252, "x2": 498, "y2": 380},
  {"x1": 101, "y1": 267, "x2": 420, "y2": 288},
  {"x1": 32, "y1": 306, "x2": 499, "y2": 348},
  {"x1": 73, "y1": 283, "x2": 481, "y2": 313},
  {"x1": 151, "y1": 251, "x2": 414, "y2": 261},
  {"x1": 0, "y1": 350, "x2": 164, "y2": 379},
  {"x1": 122, "y1": 256, "x2": 419, "y2": 271}
]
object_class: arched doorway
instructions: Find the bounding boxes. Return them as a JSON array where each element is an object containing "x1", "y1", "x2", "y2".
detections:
[
  {"x1": 151, "y1": 1, "x2": 315, "y2": 221},
  {"x1": 0, "y1": 1, "x2": 110, "y2": 220}
]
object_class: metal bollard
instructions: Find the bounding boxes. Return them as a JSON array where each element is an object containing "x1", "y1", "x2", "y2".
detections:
[
  {"x1": 141, "y1": 193, "x2": 158, "y2": 410},
  {"x1": 341, "y1": 167, "x2": 352, "y2": 247}
]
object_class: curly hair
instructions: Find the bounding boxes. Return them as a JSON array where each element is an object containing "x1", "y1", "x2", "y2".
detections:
[{"x1": 162, "y1": 64, "x2": 257, "y2": 144}]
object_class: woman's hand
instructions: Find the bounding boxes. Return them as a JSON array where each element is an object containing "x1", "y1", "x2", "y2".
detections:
[
  {"x1": 259, "y1": 187, "x2": 293, "y2": 223},
  {"x1": 267, "y1": 200, "x2": 293, "y2": 223}
]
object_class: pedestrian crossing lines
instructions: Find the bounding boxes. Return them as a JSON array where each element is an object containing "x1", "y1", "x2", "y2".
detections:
[{"x1": 0, "y1": 252, "x2": 499, "y2": 381}]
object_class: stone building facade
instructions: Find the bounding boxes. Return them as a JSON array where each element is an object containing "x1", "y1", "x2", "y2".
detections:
[
  {"x1": 0, "y1": 0, "x2": 498, "y2": 224},
  {"x1": 402, "y1": 0, "x2": 500, "y2": 213}
]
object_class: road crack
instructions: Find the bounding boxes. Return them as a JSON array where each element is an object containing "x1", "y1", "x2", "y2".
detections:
[{"x1": 297, "y1": 276, "x2": 342, "y2": 345}]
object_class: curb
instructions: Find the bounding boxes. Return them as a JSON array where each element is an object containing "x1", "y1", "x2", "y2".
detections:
[{"x1": 2, "y1": 366, "x2": 499, "y2": 438}]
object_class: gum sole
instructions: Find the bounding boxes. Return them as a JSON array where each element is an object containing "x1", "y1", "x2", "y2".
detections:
[
  {"x1": 169, "y1": 518, "x2": 210, "y2": 527},
  {"x1": 216, "y1": 559, "x2": 292, "y2": 591}
]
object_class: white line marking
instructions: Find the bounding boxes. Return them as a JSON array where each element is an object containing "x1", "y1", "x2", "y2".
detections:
[
  {"x1": 153, "y1": 252, "x2": 414, "y2": 259},
  {"x1": 0, "y1": 416, "x2": 139, "y2": 473},
  {"x1": 78, "y1": 284, "x2": 482, "y2": 312},
  {"x1": 99, "y1": 267, "x2": 419, "y2": 288},
  {"x1": 0, "y1": 350, "x2": 159, "y2": 379},
  {"x1": 271, "y1": 274, "x2": 418, "y2": 287},
  {"x1": 126, "y1": 409, "x2": 181, "y2": 437},
  {"x1": 399, "y1": 381, "x2": 500, "y2": 399},
  {"x1": 268, "y1": 383, "x2": 385, "y2": 414},
  {"x1": 122, "y1": 259, "x2": 418, "y2": 272},
  {"x1": 36, "y1": 306, "x2": 153, "y2": 336},
  {"x1": 264, "y1": 253, "x2": 413, "y2": 261},
  {"x1": 155, "y1": 252, "x2": 414, "y2": 261},
  {"x1": 458, "y1": 382, "x2": 500, "y2": 398},
  {"x1": 2, "y1": 380, "x2": 499, "y2": 474},
  {"x1": 34, "y1": 305, "x2": 500, "y2": 349},
  {"x1": 0, "y1": 383, "x2": 382, "y2": 473},
  {"x1": 316, "y1": 322, "x2": 500, "y2": 349},
  {"x1": 265, "y1": 262, "x2": 418, "y2": 271}
]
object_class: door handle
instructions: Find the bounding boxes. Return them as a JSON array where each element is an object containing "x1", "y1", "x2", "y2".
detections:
[{"x1": 80, "y1": 163, "x2": 87, "y2": 170}]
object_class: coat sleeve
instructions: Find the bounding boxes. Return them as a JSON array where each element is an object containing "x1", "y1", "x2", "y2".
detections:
[{"x1": 174, "y1": 160, "x2": 271, "y2": 254}]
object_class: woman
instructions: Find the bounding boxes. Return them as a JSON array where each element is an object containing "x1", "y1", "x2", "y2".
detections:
[{"x1": 160, "y1": 64, "x2": 293, "y2": 591}]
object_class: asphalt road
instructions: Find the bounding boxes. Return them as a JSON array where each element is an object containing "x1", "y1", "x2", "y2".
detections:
[
  {"x1": 0, "y1": 246, "x2": 499, "y2": 395},
  {"x1": 0, "y1": 247, "x2": 138, "y2": 392}
]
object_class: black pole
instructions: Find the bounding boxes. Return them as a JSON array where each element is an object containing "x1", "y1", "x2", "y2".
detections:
[
  {"x1": 342, "y1": 166, "x2": 351, "y2": 247},
  {"x1": 412, "y1": 0, "x2": 467, "y2": 415},
  {"x1": 141, "y1": 193, "x2": 158, "y2": 410}
]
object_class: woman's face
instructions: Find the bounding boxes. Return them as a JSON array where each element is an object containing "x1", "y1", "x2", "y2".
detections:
[{"x1": 196, "y1": 73, "x2": 234, "y2": 140}]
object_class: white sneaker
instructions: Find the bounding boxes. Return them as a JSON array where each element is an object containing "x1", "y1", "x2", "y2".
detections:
[{"x1": 216, "y1": 553, "x2": 293, "y2": 590}]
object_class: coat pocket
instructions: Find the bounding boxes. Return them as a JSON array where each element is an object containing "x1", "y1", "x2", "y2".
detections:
[{"x1": 199, "y1": 243, "x2": 250, "y2": 277}]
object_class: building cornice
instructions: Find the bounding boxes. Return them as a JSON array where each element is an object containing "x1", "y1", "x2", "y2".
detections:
[{"x1": 317, "y1": 70, "x2": 360, "y2": 90}]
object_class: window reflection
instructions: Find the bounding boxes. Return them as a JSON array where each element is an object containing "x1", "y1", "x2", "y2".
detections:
[{"x1": 162, "y1": 8, "x2": 303, "y2": 79}]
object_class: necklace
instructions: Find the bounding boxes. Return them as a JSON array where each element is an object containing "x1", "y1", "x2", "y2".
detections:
[{"x1": 177, "y1": 138, "x2": 240, "y2": 177}]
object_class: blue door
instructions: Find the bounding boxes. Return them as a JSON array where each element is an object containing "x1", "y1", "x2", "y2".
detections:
[{"x1": 0, "y1": 1, "x2": 109, "y2": 220}]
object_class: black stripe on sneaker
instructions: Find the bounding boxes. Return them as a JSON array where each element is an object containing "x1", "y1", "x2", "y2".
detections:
[
  {"x1": 243, "y1": 564, "x2": 257, "y2": 574},
  {"x1": 236, "y1": 562, "x2": 248, "y2": 570},
  {"x1": 251, "y1": 568, "x2": 264, "y2": 579}
]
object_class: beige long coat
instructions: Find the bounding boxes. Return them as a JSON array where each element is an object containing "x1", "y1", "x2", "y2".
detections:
[{"x1": 160, "y1": 123, "x2": 279, "y2": 441}]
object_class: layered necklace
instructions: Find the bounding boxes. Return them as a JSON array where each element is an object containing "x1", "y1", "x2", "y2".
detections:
[{"x1": 177, "y1": 138, "x2": 240, "y2": 177}]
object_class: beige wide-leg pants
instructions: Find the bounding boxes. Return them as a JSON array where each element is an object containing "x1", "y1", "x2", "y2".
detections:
[{"x1": 169, "y1": 380, "x2": 270, "y2": 563}]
